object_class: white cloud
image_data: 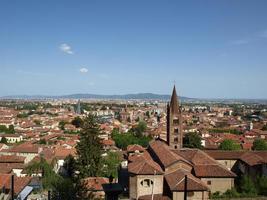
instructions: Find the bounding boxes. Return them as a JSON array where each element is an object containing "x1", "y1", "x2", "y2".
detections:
[
  {"x1": 79, "y1": 68, "x2": 88, "y2": 73},
  {"x1": 230, "y1": 39, "x2": 249, "y2": 45},
  {"x1": 59, "y1": 43, "x2": 74, "y2": 54}
]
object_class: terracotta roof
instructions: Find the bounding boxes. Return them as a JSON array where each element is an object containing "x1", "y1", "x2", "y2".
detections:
[
  {"x1": 128, "y1": 150, "x2": 152, "y2": 163},
  {"x1": 82, "y1": 177, "x2": 109, "y2": 191},
  {"x1": 0, "y1": 155, "x2": 25, "y2": 163},
  {"x1": 193, "y1": 165, "x2": 236, "y2": 178},
  {"x1": 127, "y1": 144, "x2": 145, "y2": 153},
  {"x1": 128, "y1": 158, "x2": 163, "y2": 175},
  {"x1": 205, "y1": 150, "x2": 267, "y2": 166},
  {"x1": 165, "y1": 169, "x2": 209, "y2": 191},
  {"x1": 149, "y1": 140, "x2": 192, "y2": 169},
  {"x1": 5, "y1": 175, "x2": 31, "y2": 194},
  {"x1": 174, "y1": 149, "x2": 236, "y2": 178},
  {"x1": 240, "y1": 152, "x2": 264, "y2": 166}
]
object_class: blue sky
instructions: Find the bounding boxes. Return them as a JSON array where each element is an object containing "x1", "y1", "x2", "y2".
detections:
[{"x1": 1, "y1": 0, "x2": 267, "y2": 98}]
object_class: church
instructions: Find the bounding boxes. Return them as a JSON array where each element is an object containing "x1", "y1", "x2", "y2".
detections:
[{"x1": 120, "y1": 86, "x2": 236, "y2": 200}]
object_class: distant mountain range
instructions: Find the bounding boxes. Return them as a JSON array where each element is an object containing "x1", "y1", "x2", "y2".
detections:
[{"x1": 0, "y1": 93, "x2": 191, "y2": 101}]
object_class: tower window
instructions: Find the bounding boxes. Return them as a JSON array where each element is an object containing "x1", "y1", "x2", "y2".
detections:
[{"x1": 173, "y1": 119, "x2": 179, "y2": 124}]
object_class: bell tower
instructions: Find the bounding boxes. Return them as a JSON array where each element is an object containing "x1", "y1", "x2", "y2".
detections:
[{"x1": 167, "y1": 85, "x2": 183, "y2": 149}]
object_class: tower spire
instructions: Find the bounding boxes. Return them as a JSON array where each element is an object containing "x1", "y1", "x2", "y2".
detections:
[{"x1": 170, "y1": 85, "x2": 179, "y2": 114}]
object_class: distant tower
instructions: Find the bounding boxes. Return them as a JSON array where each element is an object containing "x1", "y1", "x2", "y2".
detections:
[
  {"x1": 167, "y1": 85, "x2": 183, "y2": 149},
  {"x1": 77, "y1": 99, "x2": 81, "y2": 115}
]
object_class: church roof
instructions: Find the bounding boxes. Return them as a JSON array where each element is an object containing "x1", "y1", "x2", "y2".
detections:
[
  {"x1": 128, "y1": 158, "x2": 163, "y2": 175},
  {"x1": 165, "y1": 169, "x2": 209, "y2": 191},
  {"x1": 148, "y1": 140, "x2": 192, "y2": 169},
  {"x1": 170, "y1": 85, "x2": 179, "y2": 114}
]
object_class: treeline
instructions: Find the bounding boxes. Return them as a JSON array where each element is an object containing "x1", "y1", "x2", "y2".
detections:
[{"x1": 111, "y1": 121, "x2": 152, "y2": 150}]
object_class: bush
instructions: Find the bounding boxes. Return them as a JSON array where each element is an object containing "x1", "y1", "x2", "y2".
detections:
[
  {"x1": 252, "y1": 139, "x2": 267, "y2": 151},
  {"x1": 219, "y1": 139, "x2": 241, "y2": 151}
]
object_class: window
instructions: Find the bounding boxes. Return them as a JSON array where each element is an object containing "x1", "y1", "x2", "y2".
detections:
[
  {"x1": 140, "y1": 179, "x2": 153, "y2": 187},
  {"x1": 207, "y1": 180, "x2": 211, "y2": 185},
  {"x1": 174, "y1": 128, "x2": 179, "y2": 134},
  {"x1": 187, "y1": 192, "x2": 194, "y2": 197},
  {"x1": 173, "y1": 119, "x2": 179, "y2": 124}
]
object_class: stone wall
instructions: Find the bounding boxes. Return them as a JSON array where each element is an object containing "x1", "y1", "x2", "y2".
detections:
[{"x1": 201, "y1": 177, "x2": 234, "y2": 193}]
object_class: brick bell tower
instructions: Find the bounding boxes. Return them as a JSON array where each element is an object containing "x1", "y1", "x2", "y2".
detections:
[{"x1": 167, "y1": 85, "x2": 183, "y2": 149}]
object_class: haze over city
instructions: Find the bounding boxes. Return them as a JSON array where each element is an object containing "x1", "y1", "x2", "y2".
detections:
[{"x1": 1, "y1": 0, "x2": 267, "y2": 98}]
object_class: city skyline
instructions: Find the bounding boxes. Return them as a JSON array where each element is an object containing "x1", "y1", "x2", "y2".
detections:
[{"x1": 1, "y1": 0, "x2": 267, "y2": 98}]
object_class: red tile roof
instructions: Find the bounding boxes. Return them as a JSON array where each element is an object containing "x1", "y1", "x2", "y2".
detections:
[
  {"x1": 128, "y1": 159, "x2": 163, "y2": 175},
  {"x1": 165, "y1": 169, "x2": 209, "y2": 191},
  {"x1": 82, "y1": 177, "x2": 109, "y2": 191}
]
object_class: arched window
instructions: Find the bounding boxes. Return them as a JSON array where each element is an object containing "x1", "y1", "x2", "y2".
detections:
[{"x1": 140, "y1": 179, "x2": 153, "y2": 187}]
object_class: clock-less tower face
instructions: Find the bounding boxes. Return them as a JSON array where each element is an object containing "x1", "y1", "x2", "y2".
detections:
[{"x1": 167, "y1": 86, "x2": 183, "y2": 149}]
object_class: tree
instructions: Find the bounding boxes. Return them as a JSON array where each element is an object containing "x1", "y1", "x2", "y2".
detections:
[
  {"x1": 252, "y1": 139, "x2": 267, "y2": 151},
  {"x1": 133, "y1": 121, "x2": 147, "y2": 137},
  {"x1": 111, "y1": 129, "x2": 152, "y2": 150},
  {"x1": 239, "y1": 175, "x2": 257, "y2": 196},
  {"x1": 8, "y1": 125, "x2": 15, "y2": 134},
  {"x1": 145, "y1": 111, "x2": 150, "y2": 118},
  {"x1": 63, "y1": 155, "x2": 76, "y2": 178},
  {"x1": 71, "y1": 117, "x2": 84, "y2": 128},
  {"x1": 101, "y1": 152, "x2": 121, "y2": 178},
  {"x1": 76, "y1": 114, "x2": 102, "y2": 178},
  {"x1": 38, "y1": 139, "x2": 47, "y2": 145},
  {"x1": 183, "y1": 132, "x2": 202, "y2": 149},
  {"x1": 256, "y1": 175, "x2": 267, "y2": 196},
  {"x1": 262, "y1": 124, "x2": 267, "y2": 131},
  {"x1": 0, "y1": 137, "x2": 8, "y2": 144},
  {"x1": 51, "y1": 177, "x2": 77, "y2": 200},
  {"x1": 26, "y1": 156, "x2": 59, "y2": 190},
  {"x1": 59, "y1": 121, "x2": 67, "y2": 130},
  {"x1": 219, "y1": 139, "x2": 241, "y2": 150}
]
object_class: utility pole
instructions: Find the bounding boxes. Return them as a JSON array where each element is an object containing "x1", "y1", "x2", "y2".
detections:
[
  {"x1": 151, "y1": 170, "x2": 156, "y2": 200},
  {"x1": 11, "y1": 175, "x2": 14, "y2": 200},
  {"x1": 184, "y1": 175, "x2": 187, "y2": 200}
]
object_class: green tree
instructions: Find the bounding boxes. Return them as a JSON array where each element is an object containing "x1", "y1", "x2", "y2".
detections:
[
  {"x1": 51, "y1": 178, "x2": 77, "y2": 200},
  {"x1": 239, "y1": 175, "x2": 257, "y2": 196},
  {"x1": 71, "y1": 117, "x2": 84, "y2": 128},
  {"x1": 63, "y1": 155, "x2": 76, "y2": 178},
  {"x1": 262, "y1": 124, "x2": 267, "y2": 131},
  {"x1": 252, "y1": 138, "x2": 267, "y2": 151},
  {"x1": 8, "y1": 125, "x2": 15, "y2": 133},
  {"x1": 183, "y1": 132, "x2": 202, "y2": 149},
  {"x1": 38, "y1": 139, "x2": 47, "y2": 145},
  {"x1": 145, "y1": 111, "x2": 150, "y2": 118},
  {"x1": 101, "y1": 152, "x2": 121, "y2": 178},
  {"x1": 26, "y1": 156, "x2": 59, "y2": 190},
  {"x1": 219, "y1": 139, "x2": 241, "y2": 150},
  {"x1": 59, "y1": 121, "x2": 67, "y2": 130},
  {"x1": 0, "y1": 137, "x2": 8, "y2": 144},
  {"x1": 76, "y1": 114, "x2": 102, "y2": 178},
  {"x1": 256, "y1": 175, "x2": 267, "y2": 195}
]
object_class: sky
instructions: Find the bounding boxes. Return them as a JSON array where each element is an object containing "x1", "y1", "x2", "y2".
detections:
[{"x1": 1, "y1": 0, "x2": 267, "y2": 99}]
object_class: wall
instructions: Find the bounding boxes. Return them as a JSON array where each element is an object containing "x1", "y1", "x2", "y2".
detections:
[
  {"x1": 173, "y1": 191, "x2": 209, "y2": 200},
  {"x1": 201, "y1": 178, "x2": 234, "y2": 193},
  {"x1": 129, "y1": 175, "x2": 163, "y2": 199},
  {"x1": 217, "y1": 160, "x2": 237, "y2": 171}
]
